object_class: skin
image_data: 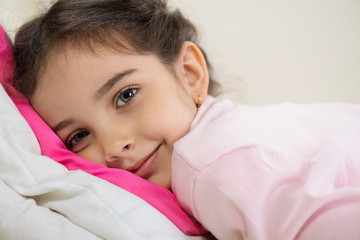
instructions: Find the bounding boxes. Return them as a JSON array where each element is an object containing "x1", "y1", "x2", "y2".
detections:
[{"x1": 31, "y1": 42, "x2": 209, "y2": 189}]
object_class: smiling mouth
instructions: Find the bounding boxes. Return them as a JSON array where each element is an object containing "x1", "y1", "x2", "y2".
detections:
[{"x1": 131, "y1": 145, "x2": 161, "y2": 179}]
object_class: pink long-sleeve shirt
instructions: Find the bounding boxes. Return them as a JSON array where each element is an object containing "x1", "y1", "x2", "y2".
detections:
[{"x1": 172, "y1": 96, "x2": 360, "y2": 240}]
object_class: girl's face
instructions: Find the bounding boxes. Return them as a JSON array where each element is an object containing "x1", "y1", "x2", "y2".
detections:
[{"x1": 31, "y1": 44, "x2": 208, "y2": 189}]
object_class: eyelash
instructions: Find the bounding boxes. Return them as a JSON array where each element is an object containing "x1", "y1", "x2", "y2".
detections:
[
  {"x1": 66, "y1": 129, "x2": 89, "y2": 151},
  {"x1": 114, "y1": 86, "x2": 139, "y2": 110}
]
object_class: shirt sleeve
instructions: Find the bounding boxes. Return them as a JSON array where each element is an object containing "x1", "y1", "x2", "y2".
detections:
[{"x1": 172, "y1": 144, "x2": 360, "y2": 240}]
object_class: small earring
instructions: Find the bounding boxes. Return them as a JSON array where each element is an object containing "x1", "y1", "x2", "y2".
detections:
[{"x1": 196, "y1": 95, "x2": 202, "y2": 110}]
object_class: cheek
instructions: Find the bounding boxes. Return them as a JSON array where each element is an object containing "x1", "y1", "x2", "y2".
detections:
[
  {"x1": 78, "y1": 144, "x2": 105, "y2": 166},
  {"x1": 143, "y1": 101, "x2": 196, "y2": 144}
]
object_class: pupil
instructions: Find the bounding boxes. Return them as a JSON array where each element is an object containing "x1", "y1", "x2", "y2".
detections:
[
  {"x1": 123, "y1": 89, "x2": 133, "y2": 100},
  {"x1": 78, "y1": 132, "x2": 86, "y2": 138},
  {"x1": 75, "y1": 132, "x2": 88, "y2": 141}
]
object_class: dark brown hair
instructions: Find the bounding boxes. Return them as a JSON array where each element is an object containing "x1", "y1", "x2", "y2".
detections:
[{"x1": 13, "y1": 0, "x2": 220, "y2": 98}]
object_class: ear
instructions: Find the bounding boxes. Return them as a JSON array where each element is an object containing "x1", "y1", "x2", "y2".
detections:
[{"x1": 177, "y1": 41, "x2": 209, "y2": 106}]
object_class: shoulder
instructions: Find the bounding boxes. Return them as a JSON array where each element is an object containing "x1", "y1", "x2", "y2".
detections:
[{"x1": 174, "y1": 99, "x2": 360, "y2": 170}]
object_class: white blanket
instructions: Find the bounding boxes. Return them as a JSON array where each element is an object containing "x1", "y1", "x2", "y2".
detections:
[{"x1": 0, "y1": 84, "x2": 205, "y2": 239}]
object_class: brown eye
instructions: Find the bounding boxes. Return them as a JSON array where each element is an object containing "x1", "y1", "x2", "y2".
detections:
[{"x1": 116, "y1": 88, "x2": 137, "y2": 108}]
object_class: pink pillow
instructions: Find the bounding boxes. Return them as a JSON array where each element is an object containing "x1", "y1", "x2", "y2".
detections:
[{"x1": 0, "y1": 25, "x2": 206, "y2": 235}]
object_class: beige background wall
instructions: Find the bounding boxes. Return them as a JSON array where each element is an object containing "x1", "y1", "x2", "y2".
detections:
[
  {"x1": 1, "y1": 0, "x2": 359, "y2": 106},
  {"x1": 169, "y1": 0, "x2": 360, "y2": 105}
]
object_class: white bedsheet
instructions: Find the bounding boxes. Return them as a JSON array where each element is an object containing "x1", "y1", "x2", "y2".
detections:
[{"x1": 0, "y1": 84, "x2": 205, "y2": 239}]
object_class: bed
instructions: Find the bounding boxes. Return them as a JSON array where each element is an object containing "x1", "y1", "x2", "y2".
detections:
[{"x1": 0, "y1": 19, "x2": 210, "y2": 240}]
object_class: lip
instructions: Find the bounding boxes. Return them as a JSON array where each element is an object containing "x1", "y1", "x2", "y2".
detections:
[{"x1": 131, "y1": 145, "x2": 160, "y2": 179}]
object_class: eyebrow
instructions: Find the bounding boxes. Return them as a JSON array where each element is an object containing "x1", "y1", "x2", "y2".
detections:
[
  {"x1": 53, "y1": 118, "x2": 74, "y2": 133},
  {"x1": 95, "y1": 68, "x2": 137, "y2": 100}
]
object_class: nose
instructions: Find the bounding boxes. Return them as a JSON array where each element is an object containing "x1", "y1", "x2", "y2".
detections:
[{"x1": 100, "y1": 130, "x2": 135, "y2": 168}]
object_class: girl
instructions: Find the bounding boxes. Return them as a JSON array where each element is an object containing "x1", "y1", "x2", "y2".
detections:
[{"x1": 12, "y1": 0, "x2": 360, "y2": 239}]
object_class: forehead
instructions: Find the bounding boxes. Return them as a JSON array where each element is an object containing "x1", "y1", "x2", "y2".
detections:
[
  {"x1": 38, "y1": 46, "x2": 139, "y2": 87},
  {"x1": 34, "y1": 45, "x2": 177, "y2": 100},
  {"x1": 43, "y1": 43, "x2": 133, "y2": 71}
]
